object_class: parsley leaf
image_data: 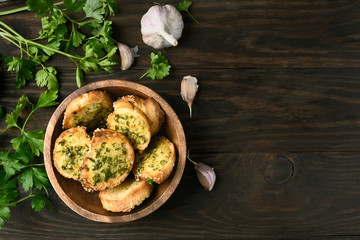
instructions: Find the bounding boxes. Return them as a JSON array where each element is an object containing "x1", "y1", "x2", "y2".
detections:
[
  {"x1": 34, "y1": 90, "x2": 59, "y2": 110},
  {"x1": 5, "y1": 95, "x2": 31, "y2": 130},
  {"x1": 32, "y1": 168, "x2": 50, "y2": 190},
  {"x1": 26, "y1": 0, "x2": 54, "y2": 18},
  {"x1": 32, "y1": 193, "x2": 52, "y2": 212},
  {"x1": 35, "y1": 67, "x2": 59, "y2": 91},
  {"x1": 29, "y1": 47, "x2": 51, "y2": 63},
  {"x1": 39, "y1": 11, "x2": 67, "y2": 41},
  {"x1": 83, "y1": 0, "x2": 105, "y2": 20},
  {"x1": 64, "y1": 0, "x2": 87, "y2": 12},
  {"x1": 18, "y1": 168, "x2": 34, "y2": 192},
  {"x1": 103, "y1": 0, "x2": 118, "y2": 16},
  {"x1": 5, "y1": 57, "x2": 38, "y2": 88},
  {"x1": 12, "y1": 143, "x2": 34, "y2": 165},
  {"x1": 83, "y1": 39, "x2": 106, "y2": 58},
  {"x1": 141, "y1": 52, "x2": 171, "y2": 80},
  {"x1": 23, "y1": 130, "x2": 45, "y2": 156},
  {"x1": 0, "y1": 151, "x2": 24, "y2": 178},
  {"x1": 19, "y1": 167, "x2": 50, "y2": 193},
  {"x1": 176, "y1": 0, "x2": 199, "y2": 24},
  {"x1": 80, "y1": 58, "x2": 102, "y2": 73},
  {"x1": 65, "y1": 27, "x2": 86, "y2": 53},
  {"x1": 147, "y1": 177, "x2": 154, "y2": 185},
  {"x1": 0, "y1": 206, "x2": 11, "y2": 230}
]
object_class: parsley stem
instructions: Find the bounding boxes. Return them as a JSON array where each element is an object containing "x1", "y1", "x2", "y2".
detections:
[
  {"x1": 0, "y1": 2, "x2": 64, "y2": 16},
  {"x1": 30, "y1": 163, "x2": 45, "y2": 167},
  {"x1": 0, "y1": 32, "x2": 21, "y2": 49},
  {"x1": 12, "y1": 193, "x2": 35, "y2": 205},
  {"x1": 140, "y1": 72, "x2": 148, "y2": 79},
  {"x1": 55, "y1": 6, "x2": 77, "y2": 24},
  {"x1": 21, "y1": 109, "x2": 36, "y2": 132},
  {"x1": 0, "y1": 21, "x2": 25, "y2": 40},
  {"x1": 186, "y1": 11, "x2": 199, "y2": 24},
  {"x1": 0, "y1": 6, "x2": 29, "y2": 17},
  {"x1": 27, "y1": 40, "x2": 82, "y2": 60}
]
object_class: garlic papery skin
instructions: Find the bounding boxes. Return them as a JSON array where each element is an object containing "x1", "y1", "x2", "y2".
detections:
[
  {"x1": 141, "y1": 4, "x2": 184, "y2": 49},
  {"x1": 117, "y1": 42, "x2": 139, "y2": 71},
  {"x1": 181, "y1": 76, "x2": 198, "y2": 118},
  {"x1": 188, "y1": 154, "x2": 216, "y2": 191}
]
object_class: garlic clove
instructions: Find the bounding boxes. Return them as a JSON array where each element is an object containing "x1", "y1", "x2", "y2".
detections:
[
  {"x1": 181, "y1": 76, "x2": 198, "y2": 118},
  {"x1": 194, "y1": 163, "x2": 216, "y2": 191},
  {"x1": 188, "y1": 153, "x2": 216, "y2": 191},
  {"x1": 117, "y1": 42, "x2": 139, "y2": 71}
]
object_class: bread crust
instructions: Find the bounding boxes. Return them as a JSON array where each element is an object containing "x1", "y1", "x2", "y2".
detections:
[
  {"x1": 133, "y1": 135, "x2": 176, "y2": 184},
  {"x1": 99, "y1": 178, "x2": 153, "y2": 212},
  {"x1": 121, "y1": 95, "x2": 165, "y2": 135},
  {"x1": 80, "y1": 128, "x2": 134, "y2": 192},
  {"x1": 107, "y1": 99, "x2": 151, "y2": 151},
  {"x1": 63, "y1": 90, "x2": 113, "y2": 130},
  {"x1": 53, "y1": 126, "x2": 90, "y2": 181}
]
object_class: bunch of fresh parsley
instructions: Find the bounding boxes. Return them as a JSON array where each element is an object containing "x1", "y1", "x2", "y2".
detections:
[
  {"x1": 0, "y1": 90, "x2": 58, "y2": 229},
  {"x1": 0, "y1": 0, "x2": 118, "y2": 90}
]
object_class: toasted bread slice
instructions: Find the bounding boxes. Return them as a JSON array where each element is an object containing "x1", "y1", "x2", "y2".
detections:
[
  {"x1": 99, "y1": 177, "x2": 153, "y2": 212},
  {"x1": 63, "y1": 91, "x2": 113, "y2": 130},
  {"x1": 80, "y1": 129, "x2": 134, "y2": 192},
  {"x1": 107, "y1": 100, "x2": 151, "y2": 151},
  {"x1": 133, "y1": 136, "x2": 176, "y2": 184},
  {"x1": 53, "y1": 126, "x2": 90, "y2": 181},
  {"x1": 121, "y1": 95, "x2": 165, "y2": 135}
]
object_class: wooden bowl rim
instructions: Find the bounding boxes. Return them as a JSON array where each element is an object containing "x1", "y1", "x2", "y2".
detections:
[{"x1": 44, "y1": 79, "x2": 186, "y2": 223}]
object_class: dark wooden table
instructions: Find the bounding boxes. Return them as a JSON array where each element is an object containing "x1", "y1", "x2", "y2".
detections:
[{"x1": 1, "y1": 0, "x2": 360, "y2": 239}]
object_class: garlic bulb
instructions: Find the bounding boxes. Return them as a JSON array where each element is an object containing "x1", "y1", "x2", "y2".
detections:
[
  {"x1": 181, "y1": 75, "x2": 198, "y2": 118},
  {"x1": 188, "y1": 153, "x2": 216, "y2": 191},
  {"x1": 116, "y1": 42, "x2": 139, "y2": 71},
  {"x1": 141, "y1": 4, "x2": 184, "y2": 49}
]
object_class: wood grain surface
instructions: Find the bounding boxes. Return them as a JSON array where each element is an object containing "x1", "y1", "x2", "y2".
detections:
[{"x1": 1, "y1": 0, "x2": 360, "y2": 239}]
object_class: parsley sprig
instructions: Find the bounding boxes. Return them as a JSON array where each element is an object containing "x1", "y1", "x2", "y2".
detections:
[
  {"x1": 176, "y1": 0, "x2": 199, "y2": 24},
  {"x1": 0, "y1": 90, "x2": 58, "y2": 229},
  {"x1": 0, "y1": 0, "x2": 118, "y2": 89},
  {"x1": 140, "y1": 52, "x2": 171, "y2": 80}
]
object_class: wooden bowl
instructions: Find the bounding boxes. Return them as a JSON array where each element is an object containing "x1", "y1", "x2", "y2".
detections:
[{"x1": 44, "y1": 80, "x2": 186, "y2": 222}]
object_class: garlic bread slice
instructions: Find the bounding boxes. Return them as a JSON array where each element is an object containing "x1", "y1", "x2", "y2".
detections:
[
  {"x1": 107, "y1": 100, "x2": 151, "y2": 151},
  {"x1": 142, "y1": 97, "x2": 165, "y2": 135},
  {"x1": 80, "y1": 129, "x2": 134, "y2": 192},
  {"x1": 133, "y1": 136, "x2": 176, "y2": 184},
  {"x1": 63, "y1": 90, "x2": 113, "y2": 130},
  {"x1": 99, "y1": 177, "x2": 153, "y2": 212},
  {"x1": 121, "y1": 95, "x2": 165, "y2": 136},
  {"x1": 53, "y1": 126, "x2": 90, "y2": 181}
]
